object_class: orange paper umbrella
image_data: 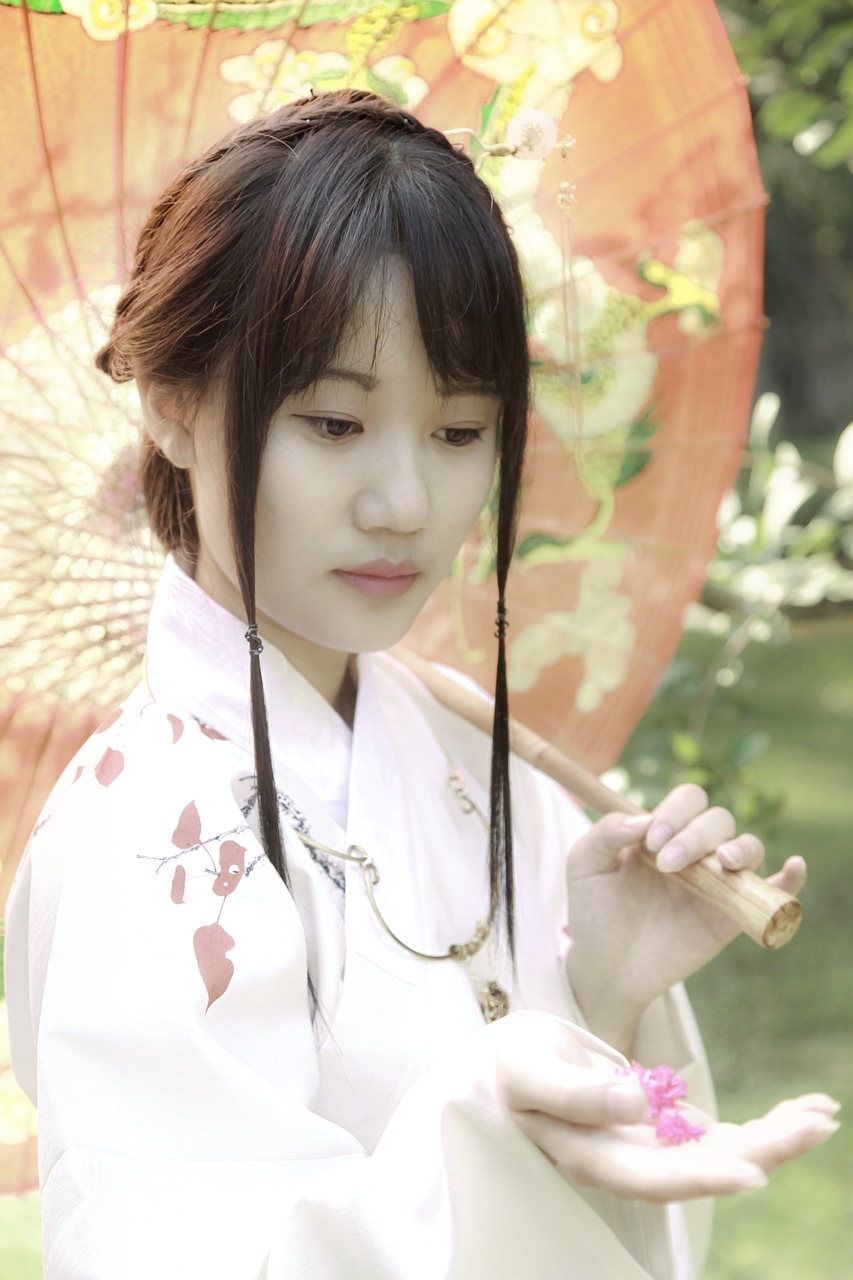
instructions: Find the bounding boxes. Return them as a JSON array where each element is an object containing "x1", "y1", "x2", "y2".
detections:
[
  {"x1": 0, "y1": 0, "x2": 764, "y2": 771},
  {"x1": 0, "y1": 0, "x2": 765, "y2": 1189}
]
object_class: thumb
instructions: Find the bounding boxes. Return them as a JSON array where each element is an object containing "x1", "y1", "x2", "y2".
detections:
[
  {"x1": 766, "y1": 855, "x2": 807, "y2": 898},
  {"x1": 567, "y1": 811, "x2": 653, "y2": 876}
]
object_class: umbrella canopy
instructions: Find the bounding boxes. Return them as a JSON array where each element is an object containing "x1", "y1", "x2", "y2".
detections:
[
  {"x1": 0, "y1": 0, "x2": 765, "y2": 769},
  {"x1": 0, "y1": 0, "x2": 765, "y2": 1191}
]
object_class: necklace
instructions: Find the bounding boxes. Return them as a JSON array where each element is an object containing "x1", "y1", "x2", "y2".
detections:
[{"x1": 293, "y1": 753, "x2": 510, "y2": 1023}]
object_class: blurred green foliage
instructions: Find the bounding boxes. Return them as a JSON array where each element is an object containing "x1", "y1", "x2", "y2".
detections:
[
  {"x1": 717, "y1": 2, "x2": 853, "y2": 442},
  {"x1": 709, "y1": 396, "x2": 853, "y2": 615},
  {"x1": 608, "y1": 398, "x2": 853, "y2": 834},
  {"x1": 720, "y1": 0, "x2": 853, "y2": 167}
]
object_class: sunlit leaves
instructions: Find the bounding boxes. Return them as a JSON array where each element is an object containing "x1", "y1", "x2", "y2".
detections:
[
  {"x1": 759, "y1": 89, "x2": 830, "y2": 141},
  {"x1": 722, "y1": 0, "x2": 853, "y2": 166}
]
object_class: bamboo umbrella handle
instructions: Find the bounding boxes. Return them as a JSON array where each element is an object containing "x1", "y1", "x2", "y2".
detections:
[{"x1": 394, "y1": 648, "x2": 803, "y2": 950}]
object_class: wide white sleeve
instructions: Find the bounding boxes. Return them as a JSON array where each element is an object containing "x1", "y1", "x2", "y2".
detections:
[{"x1": 5, "y1": 712, "x2": 685, "y2": 1280}]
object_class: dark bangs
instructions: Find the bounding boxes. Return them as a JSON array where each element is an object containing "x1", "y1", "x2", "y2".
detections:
[{"x1": 221, "y1": 107, "x2": 530, "y2": 444}]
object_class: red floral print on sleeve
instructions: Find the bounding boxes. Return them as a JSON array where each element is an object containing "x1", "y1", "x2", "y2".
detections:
[
  {"x1": 94, "y1": 747, "x2": 124, "y2": 787},
  {"x1": 193, "y1": 923, "x2": 236, "y2": 1012}
]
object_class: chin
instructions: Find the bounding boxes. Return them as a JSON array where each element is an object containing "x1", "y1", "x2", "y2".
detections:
[{"x1": 325, "y1": 610, "x2": 426, "y2": 657}]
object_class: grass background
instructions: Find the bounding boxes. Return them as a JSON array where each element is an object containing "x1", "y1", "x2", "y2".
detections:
[
  {"x1": 0, "y1": 626, "x2": 850, "y2": 1277},
  {"x1": 677, "y1": 624, "x2": 853, "y2": 1279}
]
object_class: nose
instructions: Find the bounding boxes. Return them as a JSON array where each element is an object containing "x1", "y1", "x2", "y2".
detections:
[{"x1": 352, "y1": 438, "x2": 430, "y2": 535}]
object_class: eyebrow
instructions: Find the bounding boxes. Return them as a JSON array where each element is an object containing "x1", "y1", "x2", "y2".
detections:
[
  {"x1": 315, "y1": 368, "x2": 378, "y2": 392},
  {"x1": 313, "y1": 367, "x2": 498, "y2": 398}
]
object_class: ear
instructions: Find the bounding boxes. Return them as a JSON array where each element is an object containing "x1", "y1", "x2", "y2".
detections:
[{"x1": 137, "y1": 379, "x2": 196, "y2": 470}]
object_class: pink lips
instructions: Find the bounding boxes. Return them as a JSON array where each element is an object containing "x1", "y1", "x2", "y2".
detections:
[{"x1": 334, "y1": 559, "x2": 420, "y2": 599}]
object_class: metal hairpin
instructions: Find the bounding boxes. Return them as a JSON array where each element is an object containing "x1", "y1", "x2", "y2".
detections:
[{"x1": 444, "y1": 127, "x2": 518, "y2": 172}]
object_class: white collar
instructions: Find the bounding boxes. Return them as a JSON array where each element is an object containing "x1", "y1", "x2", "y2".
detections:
[{"x1": 145, "y1": 555, "x2": 353, "y2": 821}]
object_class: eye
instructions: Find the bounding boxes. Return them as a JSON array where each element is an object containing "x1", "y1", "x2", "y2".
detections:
[
  {"x1": 303, "y1": 416, "x2": 361, "y2": 441},
  {"x1": 436, "y1": 426, "x2": 486, "y2": 447}
]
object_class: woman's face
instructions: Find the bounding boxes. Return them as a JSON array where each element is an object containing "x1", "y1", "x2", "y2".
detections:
[{"x1": 189, "y1": 261, "x2": 500, "y2": 696}]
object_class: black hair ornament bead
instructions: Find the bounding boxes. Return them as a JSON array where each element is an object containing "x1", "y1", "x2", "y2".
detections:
[
  {"x1": 495, "y1": 600, "x2": 509, "y2": 640},
  {"x1": 245, "y1": 623, "x2": 264, "y2": 657}
]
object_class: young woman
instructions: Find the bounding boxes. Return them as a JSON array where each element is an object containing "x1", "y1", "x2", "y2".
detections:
[{"x1": 5, "y1": 90, "x2": 837, "y2": 1280}]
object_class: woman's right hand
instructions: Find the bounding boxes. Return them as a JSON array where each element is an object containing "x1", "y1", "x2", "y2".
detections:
[{"x1": 492, "y1": 1012, "x2": 839, "y2": 1204}]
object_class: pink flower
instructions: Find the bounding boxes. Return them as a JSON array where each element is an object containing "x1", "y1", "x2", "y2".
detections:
[
  {"x1": 654, "y1": 1110, "x2": 707, "y2": 1146},
  {"x1": 618, "y1": 1062, "x2": 707, "y2": 1146}
]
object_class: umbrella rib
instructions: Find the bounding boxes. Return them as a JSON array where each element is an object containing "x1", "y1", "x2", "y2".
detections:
[
  {"x1": 19, "y1": 0, "x2": 85, "y2": 300},
  {"x1": 257, "y1": 0, "x2": 316, "y2": 117},
  {"x1": 420, "y1": 0, "x2": 524, "y2": 122},
  {"x1": 532, "y1": 314, "x2": 765, "y2": 375},
  {"x1": 557, "y1": 80, "x2": 758, "y2": 196},
  {"x1": 613, "y1": 0, "x2": 675, "y2": 48},
  {"x1": 114, "y1": 28, "x2": 130, "y2": 271},
  {"x1": 585, "y1": 196, "x2": 768, "y2": 276},
  {"x1": 567, "y1": 0, "x2": 672, "y2": 85},
  {"x1": 0, "y1": 329, "x2": 69, "y2": 421},
  {"x1": 0, "y1": 245, "x2": 105, "y2": 414},
  {"x1": 0, "y1": 308, "x2": 124, "y2": 425},
  {"x1": 182, "y1": 2, "x2": 221, "y2": 157}
]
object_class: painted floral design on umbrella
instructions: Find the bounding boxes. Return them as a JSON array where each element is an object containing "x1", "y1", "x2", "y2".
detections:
[{"x1": 58, "y1": 0, "x2": 157, "y2": 41}]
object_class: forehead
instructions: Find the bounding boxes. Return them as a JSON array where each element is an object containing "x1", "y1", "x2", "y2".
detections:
[
  {"x1": 331, "y1": 261, "x2": 416, "y2": 372},
  {"x1": 319, "y1": 260, "x2": 498, "y2": 399}
]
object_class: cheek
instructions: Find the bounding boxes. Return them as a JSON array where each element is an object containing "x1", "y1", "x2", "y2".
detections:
[
  {"x1": 256, "y1": 450, "x2": 311, "y2": 536},
  {"x1": 253, "y1": 452, "x2": 341, "y2": 589},
  {"x1": 438, "y1": 453, "x2": 497, "y2": 543}
]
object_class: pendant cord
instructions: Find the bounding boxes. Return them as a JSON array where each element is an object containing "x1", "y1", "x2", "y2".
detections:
[{"x1": 293, "y1": 751, "x2": 492, "y2": 964}]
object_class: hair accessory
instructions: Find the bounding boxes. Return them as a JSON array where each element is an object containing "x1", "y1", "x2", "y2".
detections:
[
  {"x1": 495, "y1": 600, "x2": 509, "y2": 639},
  {"x1": 244, "y1": 623, "x2": 264, "y2": 657}
]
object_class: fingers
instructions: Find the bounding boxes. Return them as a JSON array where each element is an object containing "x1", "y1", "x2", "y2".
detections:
[
  {"x1": 566, "y1": 810, "x2": 654, "y2": 877},
  {"x1": 778, "y1": 1092, "x2": 838, "y2": 1115},
  {"x1": 496, "y1": 1018, "x2": 841, "y2": 1205},
  {"x1": 644, "y1": 786, "x2": 734, "y2": 872},
  {"x1": 516, "y1": 1111, "x2": 771, "y2": 1202},
  {"x1": 516, "y1": 1094, "x2": 840, "y2": 1204},
  {"x1": 641, "y1": 784, "x2": 767, "y2": 876},
  {"x1": 714, "y1": 832, "x2": 765, "y2": 872},
  {"x1": 643, "y1": 783, "x2": 712, "y2": 864},
  {"x1": 494, "y1": 1014, "x2": 648, "y2": 1126},
  {"x1": 501, "y1": 1060, "x2": 648, "y2": 1127},
  {"x1": 499, "y1": 1059, "x2": 645, "y2": 1131},
  {"x1": 767, "y1": 854, "x2": 808, "y2": 897},
  {"x1": 569, "y1": 784, "x2": 772, "y2": 881},
  {"x1": 723, "y1": 1094, "x2": 841, "y2": 1173}
]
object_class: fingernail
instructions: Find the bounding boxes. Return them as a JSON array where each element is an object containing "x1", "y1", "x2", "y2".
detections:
[
  {"x1": 608, "y1": 1083, "x2": 647, "y2": 1123},
  {"x1": 718, "y1": 842, "x2": 743, "y2": 869},
  {"x1": 646, "y1": 822, "x2": 672, "y2": 853},
  {"x1": 657, "y1": 842, "x2": 688, "y2": 872},
  {"x1": 621, "y1": 814, "x2": 652, "y2": 833}
]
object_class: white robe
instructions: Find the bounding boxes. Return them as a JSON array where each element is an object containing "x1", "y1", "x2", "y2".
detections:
[{"x1": 5, "y1": 556, "x2": 713, "y2": 1280}]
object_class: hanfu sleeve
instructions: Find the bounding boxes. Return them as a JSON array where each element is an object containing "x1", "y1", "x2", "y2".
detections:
[{"x1": 5, "y1": 695, "x2": 701, "y2": 1280}]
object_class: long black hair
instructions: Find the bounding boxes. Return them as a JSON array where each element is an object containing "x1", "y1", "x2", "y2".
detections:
[{"x1": 98, "y1": 89, "x2": 530, "y2": 960}]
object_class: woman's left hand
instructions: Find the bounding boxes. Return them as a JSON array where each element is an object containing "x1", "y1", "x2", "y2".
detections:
[{"x1": 564, "y1": 784, "x2": 806, "y2": 1054}]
